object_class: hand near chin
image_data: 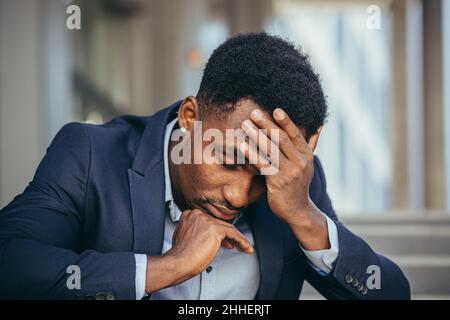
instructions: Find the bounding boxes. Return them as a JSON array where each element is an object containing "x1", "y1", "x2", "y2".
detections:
[{"x1": 146, "y1": 209, "x2": 253, "y2": 293}]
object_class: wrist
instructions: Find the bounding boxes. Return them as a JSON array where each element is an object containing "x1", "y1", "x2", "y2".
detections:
[
  {"x1": 145, "y1": 253, "x2": 189, "y2": 294},
  {"x1": 284, "y1": 200, "x2": 318, "y2": 228},
  {"x1": 287, "y1": 202, "x2": 330, "y2": 251}
]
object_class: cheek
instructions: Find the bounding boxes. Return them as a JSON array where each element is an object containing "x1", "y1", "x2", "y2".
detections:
[
  {"x1": 186, "y1": 164, "x2": 226, "y2": 190},
  {"x1": 250, "y1": 177, "x2": 267, "y2": 199}
]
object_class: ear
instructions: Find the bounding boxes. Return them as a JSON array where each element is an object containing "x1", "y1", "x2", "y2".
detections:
[
  {"x1": 308, "y1": 126, "x2": 323, "y2": 152},
  {"x1": 178, "y1": 96, "x2": 201, "y2": 132}
]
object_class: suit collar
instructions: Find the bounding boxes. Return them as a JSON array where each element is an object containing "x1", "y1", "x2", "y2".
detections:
[
  {"x1": 131, "y1": 100, "x2": 181, "y2": 175},
  {"x1": 246, "y1": 198, "x2": 285, "y2": 300},
  {"x1": 128, "y1": 100, "x2": 180, "y2": 254}
]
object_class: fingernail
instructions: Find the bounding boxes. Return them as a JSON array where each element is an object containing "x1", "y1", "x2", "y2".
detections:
[
  {"x1": 274, "y1": 108, "x2": 285, "y2": 120},
  {"x1": 251, "y1": 109, "x2": 263, "y2": 121}
]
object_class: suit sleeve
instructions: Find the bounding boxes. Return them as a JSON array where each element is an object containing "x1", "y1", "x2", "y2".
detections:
[
  {"x1": 304, "y1": 157, "x2": 411, "y2": 300},
  {"x1": 0, "y1": 123, "x2": 136, "y2": 299}
]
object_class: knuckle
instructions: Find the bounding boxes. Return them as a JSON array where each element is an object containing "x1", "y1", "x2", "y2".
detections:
[
  {"x1": 298, "y1": 159, "x2": 308, "y2": 170},
  {"x1": 293, "y1": 132, "x2": 303, "y2": 141},
  {"x1": 191, "y1": 209, "x2": 203, "y2": 216},
  {"x1": 210, "y1": 220, "x2": 222, "y2": 229},
  {"x1": 187, "y1": 209, "x2": 206, "y2": 222},
  {"x1": 287, "y1": 171, "x2": 298, "y2": 181},
  {"x1": 279, "y1": 131, "x2": 289, "y2": 143},
  {"x1": 209, "y1": 220, "x2": 220, "y2": 230},
  {"x1": 215, "y1": 229, "x2": 226, "y2": 240},
  {"x1": 180, "y1": 210, "x2": 192, "y2": 219}
]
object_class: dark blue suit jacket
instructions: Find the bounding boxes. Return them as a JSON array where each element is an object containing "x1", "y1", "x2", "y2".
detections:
[{"x1": 0, "y1": 101, "x2": 410, "y2": 299}]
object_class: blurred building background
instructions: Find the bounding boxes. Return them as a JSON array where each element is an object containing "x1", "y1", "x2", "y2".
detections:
[{"x1": 0, "y1": 0, "x2": 449, "y2": 299}]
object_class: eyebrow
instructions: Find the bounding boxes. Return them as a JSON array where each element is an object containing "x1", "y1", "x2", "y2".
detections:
[
  {"x1": 217, "y1": 144, "x2": 261, "y2": 175},
  {"x1": 220, "y1": 144, "x2": 246, "y2": 164}
]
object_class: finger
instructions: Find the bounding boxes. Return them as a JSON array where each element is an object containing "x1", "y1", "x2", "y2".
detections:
[
  {"x1": 239, "y1": 140, "x2": 268, "y2": 169},
  {"x1": 248, "y1": 109, "x2": 282, "y2": 142},
  {"x1": 248, "y1": 109, "x2": 303, "y2": 160},
  {"x1": 308, "y1": 126, "x2": 323, "y2": 152},
  {"x1": 239, "y1": 141, "x2": 280, "y2": 176},
  {"x1": 190, "y1": 211, "x2": 251, "y2": 252},
  {"x1": 241, "y1": 120, "x2": 283, "y2": 167},
  {"x1": 272, "y1": 108, "x2": 309, "y2": 152},
  {"x1": 221, "y1": 225, "x2": 254, "y2": 254},
  {"x1": 221, "y1": 239, "x2": 235, "y2": 250}
]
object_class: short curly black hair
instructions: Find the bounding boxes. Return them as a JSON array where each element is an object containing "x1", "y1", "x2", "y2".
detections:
[{"x1": 197, "y1": 32, "x2": 328, "y2": 138}]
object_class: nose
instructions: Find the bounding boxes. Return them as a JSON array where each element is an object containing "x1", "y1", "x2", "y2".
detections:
[{"x1": 223, "y1": 176, "x2": 253, "y2": 210}]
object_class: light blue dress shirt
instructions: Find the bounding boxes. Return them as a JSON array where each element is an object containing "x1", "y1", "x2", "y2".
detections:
[{"x1": 134, "y1": 118, "x2": 339, "y2": 299}]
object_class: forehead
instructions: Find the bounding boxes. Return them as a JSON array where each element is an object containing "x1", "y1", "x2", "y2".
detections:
[{"x1": 202, "y1": 99, "x2": 268, "y2": 131}]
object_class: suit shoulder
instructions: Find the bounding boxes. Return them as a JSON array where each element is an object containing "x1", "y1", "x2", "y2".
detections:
[
  {"x1": 48, "y1": 122, "x2": 89, "y2": 156},
  {"x1": 82, "y1": 115, "x2": 149, "y2": 147},
  {"x1": 82, "y1": 115, "x2": 149, "y2": 137},
  {"x1": 76, "y1": 115, "x2": 152, "y2": 169},
  {"x1": 310, "y1": 156, "x2": 327, "y2": 198},
  {"x1": 313, "y1": 156, "x2": 327, "y2": 190}
]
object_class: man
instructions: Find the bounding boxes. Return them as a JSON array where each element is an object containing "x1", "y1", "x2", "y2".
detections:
[{"x1": 0, "y1": 33, "x2": 409, "y2": 300}]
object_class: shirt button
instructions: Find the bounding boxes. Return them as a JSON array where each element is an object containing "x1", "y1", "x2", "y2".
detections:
[{"x1": 206, "y1": 266, "x2": 213, "y2": 273}]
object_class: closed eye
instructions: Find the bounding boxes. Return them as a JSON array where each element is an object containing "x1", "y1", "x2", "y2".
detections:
[{"x1": 223, "y1": 163, "x2": 243, "y2": 170}]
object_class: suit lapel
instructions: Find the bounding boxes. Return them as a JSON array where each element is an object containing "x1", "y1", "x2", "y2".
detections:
[
  {"x1": 128, "y1": 101, "x2": 181, "y2": 254},
  {"x1": 247, "y1": 198, "x2": 285, "y2": 300},
  {"x1": 128, "y1": 166, "x2": 166, "y2": 254}
]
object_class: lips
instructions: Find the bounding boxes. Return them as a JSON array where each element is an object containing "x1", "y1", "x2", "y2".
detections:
[
  {"x1": 213, "y1": 204, "x2": 241, "y2": 216},
  {"x1": 205, "y1": 203, "x2": 240, "y2": 220}
]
